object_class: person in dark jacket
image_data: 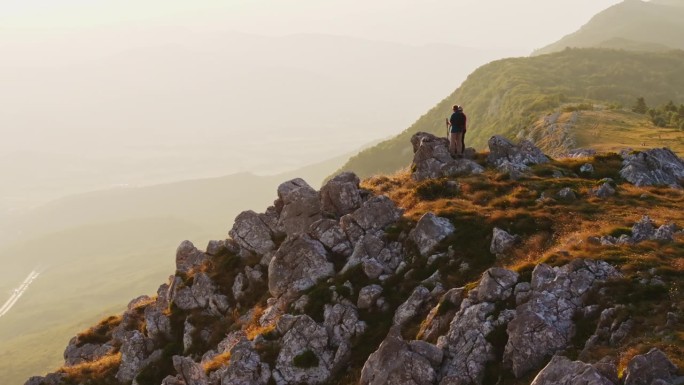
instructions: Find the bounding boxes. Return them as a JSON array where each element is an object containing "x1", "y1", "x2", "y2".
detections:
[{"x1": 448, "y1": 105, "x2": 467, "y2": 156}]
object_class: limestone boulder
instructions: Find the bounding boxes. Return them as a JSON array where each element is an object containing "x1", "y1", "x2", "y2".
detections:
[
  {"x1": 623, "y1": 348, "x2": 680, "y2": 385},
  {"x1": 268, "y1": 235, "x2": 334, "y2": 298},
  {"x1": 308, "y1": 219, "x2": 353, "y2": 257},
  {"x1": 357, "y1": 285, "x2": 384, "y2": 310},
  {"x1": 475, "y1": 267, "x2": 519, "y2": 303},
  {"x1": 490, "y1": 227, "x2": 520, "y2": 257},
  {"x1": 487, "y1": 136, "x2": 550, "y2": 167},
  {"x1": 116, "y1": 331, "x2": 158, "y2": 383},
  {"x1": 360, "y1": 329, "x2": 440, "y2": 385},
  {"x1": 220, "y1": 341, "x2": 272, "y2": 385},
  {"x1": 410, "y1": 132, "x2": 484, "y2": 181},
  {"x1": 341, "y1": 231, "x2": 404, "y2": 279},
  {"x1": 409, "y1": 213, "x2": 455, "y2": 257},
  {"x1": 530, "y1": 356, "x2": 616, "y2": 385},
  {"x1": 176, "y1": 240, "x2": 209, "y2": 275},
  {"x1": 276, "y1": 178, "x2": 323, "y2": 236},
  {"x1": 319, "y1": 172, "x2": 363, "y2": 217},
  {"x1": 229, "y1": 211, "x2": 277, "y2": 255},
  {"x1": 63, "y1": 338, "x2": 115, "y2": 366},
  {"x1": 393, "y1": 286, "x2": 431, "y2": 327},
  {"x1": 620, "y1": 148, "x2": 684, "y2": 187},
  {"x1": 419, "y1": 288, "x2": 465, "y2": 342},
  {"x1": 503, "y1": 260, "x2": 620, "y2": 378}
]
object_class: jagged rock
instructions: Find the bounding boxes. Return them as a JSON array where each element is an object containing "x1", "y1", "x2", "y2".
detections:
[
  {"x1": 268, "y1": 234, "x2": 334, "y2": 298},
  {"x1": 233, "y1": 273, "x2": 248, "y2": 303},
  {"x1": 438, "y1": 301, "x2": 515, "y2": 385},
  {"x1": 360, "y1": 328, "x2": 439, "y2": 385},
  {"x1": 116, "y1": 330, "x2": 158, "y2": 383},
  {"x1": 341, "y1": 231, "x2": 404, "y2": 279},
  {"x1": 623, "y1": 348, "x2": 679, "y2": 385},
  {"x1": 503, "y1": 260, "x2": 620, "y2": 378},
  {"x1": 558, "y1": 187, "x2": 577, "y2": 200},
  {"x1": 319, "y1": 172, "x2": 363, "y2": 217},
  {"x1": 620, "y1": 148, "x2": 684, "y2": 187},
  {"x1": 581, "y1": 306, "x2": 630, "y2": 357},
  {"x1": 172, "y1": 273, "x2": 219, "y2": 311},
  {"x1": 346, "y1": 195, "x2": 403, "y2": 235},
  {"x1": 410, "y1": 132, "x2": 484, "y2": 181},
  {"x1": 206, "y1": 239, "x2": 228, "y2": 256},
  {"x1": 393, "y1": 286, "x2": 431, "y2": 327},
  {"x1": 592, "y1": 182, "x2": 616, "y2": 198},
  {"x1": 176, "y1": 241, "x2": 209, "y2": 275},
  {"x1": 419, "y1": 288, "x2": 465, "y2": 342},
  {"x1": 530, "y1": 355, "x2": 616, "y2": 385},
  {"x1": 323, "y1": 304, "x2": 367, "y2": 347},
  {"x1": 144, "y1": 306, "x2": 172, "y2": 341},
  {"x1": 220, "y1": 341, "x2": 272, "y2": 385},
  {"x1": 358, "y1": 285, "x2": 384, "y2": 310},
  {"x1": 497, "y1": 160, "x2": 531, "y2": 180},
  {"x1": 409, "y1": 213, "x2": 455, "y2": 257},
  {"x1": 487, "y1": 135, "x2": 550, "y2": 167},
  {"x1": 632, "y1": 215, "x2": 656, "y2": 242},
  {"x1": 514, "y1": 282, "x2": 532, "y2": 305},
  {"x1": 580, "y1": 163, "x2": 595, "y2": 174},
  {"x1": 276, "y1": 178, "x2": 323, "y2": 236},
  {"x1": 63, "y1": 338, "x2": 115, "y2": 366},
  {"x1": 654, "y1": 223, "x2": 677, "y2": 241},
  {"x1": 490, "y1": 227, "x2": 520, "y2": 257},
  {"x1": 24, "y1": 374, "x2": 66, "y2": 385},
  {"x1": 229, "y1": 211, "x2": 277, "y2": 255},
  {"x1": 308, "y1": 219, "x2": 353, "y2": 257},
  {"x1": 273, "y1": 315, "x2": 341, "y2": 385},
  {"x1": 171, "y1": 356, "x2": 209, "y2": 385},
  {"x1": 476, "y1": 267, "x2": 519, "y2": 303}
]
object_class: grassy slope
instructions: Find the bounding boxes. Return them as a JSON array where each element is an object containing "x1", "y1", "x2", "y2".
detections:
[
  {"x1": 533, "y1": 0, "x2": 684, "y2": 55},
  {"x1": 334, "y1": 48, "x2": 684, "y2": 179}
]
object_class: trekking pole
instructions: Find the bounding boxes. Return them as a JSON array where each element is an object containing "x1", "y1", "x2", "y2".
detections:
[{"x1": 445, "y1": 118, "x2": 449, "y2": 139}]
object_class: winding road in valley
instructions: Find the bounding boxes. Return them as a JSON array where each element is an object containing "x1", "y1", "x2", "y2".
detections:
[{"x1": 0, "y1": 269, "x2": 40, "y2": 318}]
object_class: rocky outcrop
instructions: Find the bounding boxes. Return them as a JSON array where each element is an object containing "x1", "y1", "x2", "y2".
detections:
[
  {"x1": 319, "y1": 172, "x2": 364, "y2": 217},
  {"x1": 268, "y1": 235, "x2": 335, "y2": 298},
  {"x1": 600, "y1": 216, "x2": 679, "y2": 245},
  {"x1": 116, "y1": 331, "x2": 160, "y2": 383},
  {"x1": 229, "y1": 211, "x2": 277, "y2": 256},
  {"x1": 360, "y1": 328, "x2": 441, "y2": 385},
  {"x1": 409, "y1": 213, "x2": 455, "y2": 257},
  {"x1": 620, "y1": 148, "x2": 684, "y2": 188},
  {"x1": 176, "y1": 241, "x2": 209, "y2": 275},
  {"x1": 357, "y1": 285, "x2": 384, "y2": 310},
  {"x1": 63, "y1": 339, "x2": 115, "y2": 367},
  {"x1": 277, "y1": 178, "x2": 324, "y2": 236},
  {"x1": 410, "y1": 132, "x2": 484, "y2": 181},
  {"x1": 162, "y1": 356, "x2": 208, "y2": 385},
  {"x1": 393, "y1": 286, "x2": 432, "y2": 327},
  {"x1": 419, "y1": 288, "x2": 465, "y2": 342},
  {"x1": 530, "y1": 356, "x2": 616, "y2": 385},
  {"x1": 503, "y1": 260, "x2": 620, "y2": 377},
  {"x1": 490, "y1": 228, "x2": 519, "y2": 258},
  {"x1": 487, "y1": 136, "x2": 550, "y2": 168},
  {"x1": 623, "y1": 348, "x2": 680, "y2": 385},
  {"x1": 341, "y1": 230, "x2": 404, "y2": 280},
  {"x1": 220, "y1": 340, "x2": 272, "y2": 385}
]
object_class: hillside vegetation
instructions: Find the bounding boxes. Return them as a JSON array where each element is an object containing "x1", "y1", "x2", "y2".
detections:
[
  {"x1": 335, "y1": 48, "x2": 684, "y2": 179},
  {"x1": 534, "y1": 0, "x2": 684, "y2": 55}
]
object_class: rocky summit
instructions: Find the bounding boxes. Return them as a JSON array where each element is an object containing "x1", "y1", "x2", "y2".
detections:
[{"x1": 26, "y1": 133, "x2": 684, "y2": 385}]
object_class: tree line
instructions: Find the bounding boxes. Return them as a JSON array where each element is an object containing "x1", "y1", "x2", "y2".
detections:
[{"x1": 632, "y1": 97, "x2": 684, "y2": 130}]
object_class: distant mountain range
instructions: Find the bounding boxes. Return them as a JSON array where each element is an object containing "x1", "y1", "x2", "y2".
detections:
[{"x1": 534, "y1": 0, "x2": 684, "y2": 55}]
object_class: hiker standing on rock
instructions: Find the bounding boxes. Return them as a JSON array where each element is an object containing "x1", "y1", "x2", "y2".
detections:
[{"x1": 447, "y1": 105, "x2": 466, "y2": 157}]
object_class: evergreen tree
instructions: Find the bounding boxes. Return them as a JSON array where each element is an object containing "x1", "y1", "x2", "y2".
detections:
[{"x1": 632, "y1": 97, "x2": 648, "y2": 114}]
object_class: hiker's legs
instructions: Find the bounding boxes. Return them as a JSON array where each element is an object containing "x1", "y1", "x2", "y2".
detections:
[
  {"x1": 455, "y1": 132, "x2": 464, "y2": 155},
  {"x1": 449, "y1": 132, "x2": 458, "y2": 155}
]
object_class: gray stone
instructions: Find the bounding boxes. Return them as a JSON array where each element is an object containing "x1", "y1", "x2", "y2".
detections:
[
  {"x1": 268, "y1": 235, "x2": 334, "y2": 298},
  {"x1": 410, "y1": 132, "x2": 484, "y2": 181},
  {"x1": 176, "y1": 240, "x2": 209, "y2": 275},
  {"x1": 487, "y1": 135, "x2": 550, "y2": 167},
  {"x1": 229, "y1": 211, "x2": 276, "y2": 255},
  {"x1": 580, "y1": 163, "x2": 595, "y2": 174},
  {"x1": 558, "y1": 187, "x2": 577, "y2": 200},
  {"x1": 419, "y1": 288, "x2": 465, "y2": 342},
  {"x1": 63, "y1": 338, "x2": 115, "y2": 366},
  {"x1": 490, "y1": 227, "x2": 520, "y2": 257},
  {"x1": 654, "y1": 223, "x2": 678, "y2": 242},
  {"x1": 220, "y1": 341, "x2": 272, "y2": 385},
  {"x1": 358, "y1": 285, "x2": 384, "y2": 310},
  {"x1": 393, "y1": 286, "x2": 431, "y2": 327},
  {"x1": 409, "y1": 213, "x2": 455, "y2": 257},
  {"x1": 632, "y1": 216, "x2": 656, "y2": 242},
  {"x1": 503, "y1": 260, "x2": 620, "y2": 377},
  {"x1": 360, "y1": 328, "x2": 438, "y2": 385},
  {"x1": 276, "y1": 178, "x2": 323, "y2": 236},
  {"x1": 116, "y1": 331, "x2": 157, "y2": 383},
  {"x1": 144, "y1": 306, "x2": 172, "y2": 341},
  {"x1": 592, "y1": 183, "x2": 616, "y2": 198},
  {"x1": 172, "y1": 356, "x2": 209, "y2": 385},
  {"x1": 623, "y1": 348, "x2": 679, "y2": 385},
  {"x1": 319, "y1": 172, "x2": 363, "y2": 217},
  {"x1": 308, "y1": 219, "x2": 353, "y2": 257},
  {"x1": 476, "y1": 267, "x2": 519, "y2": 303},
  {"x1": 341, "y1": 231, "x2": 404, "y2": 279},
  {"x1": 530, "y1": 355, "x2": 616, "y2": 385},
  {"x1": 620, "y1": 148, "x2": 684, "y2": 187},
  {"x1": 206, "y1": 239, "x2": 228, "y2": 256}
]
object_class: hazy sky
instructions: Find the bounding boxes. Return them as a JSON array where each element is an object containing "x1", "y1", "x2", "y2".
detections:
[{"x1": 1, "y1": 0, "x2": 623, "y2": 50}]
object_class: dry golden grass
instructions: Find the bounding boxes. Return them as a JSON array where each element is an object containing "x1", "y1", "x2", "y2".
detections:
[
  {"x1": 203, "y1": 351, "x2": 231, "y2": 373},
  {"x1": 58, "y1": 352, "x2": 121, "y2": 382},
  {"x1": 244, "y1": 306, "x2": 276, "y2": 341}
]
